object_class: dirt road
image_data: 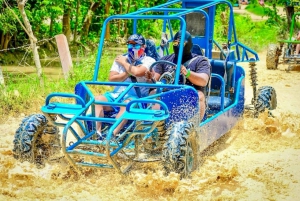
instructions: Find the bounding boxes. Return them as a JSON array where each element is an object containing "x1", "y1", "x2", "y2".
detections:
[
  {"x1": 233, "y1": 5, "x2": 286, "y2": 21},
  {"x1": 0, "y1": 50, "x2": 299, "y2": 200}
]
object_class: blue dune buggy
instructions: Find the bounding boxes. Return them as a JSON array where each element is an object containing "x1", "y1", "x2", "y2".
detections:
[{"x1": 12, "y1": 0, "x2": 277, "y2": 178}]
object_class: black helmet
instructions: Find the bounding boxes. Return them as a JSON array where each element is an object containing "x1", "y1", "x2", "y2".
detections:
[
  {"x1": 127, "y1": 34, "x2": 146, "y2": 45},
  {"x1": 173, "y1": 31, "x2": 193, "y2": 57}
]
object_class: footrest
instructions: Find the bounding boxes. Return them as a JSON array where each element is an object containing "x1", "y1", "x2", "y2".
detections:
[
  {"x1": 122, "y1": 99, "x2": 169, "y2": 121},
  {"x1": 122, "y1": 109, "x2": 168, "y2": 121}
]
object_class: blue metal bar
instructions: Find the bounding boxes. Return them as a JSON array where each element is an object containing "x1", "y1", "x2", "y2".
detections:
[
  {"x1": 45, "y1": 93, "x2": 85, "y2": 107},
  {"x1": 211, "y1": 73, "x2": 225, "y2": 110},
  {"x1": 123, "y1": 0, "x2": 181, "y2": 15},
  {"x1": 76, "y1": 162, "x2": 114, "y2": 169},
  {"x1": 200, "y1": 73, "x2": 245, "y2": 126}
]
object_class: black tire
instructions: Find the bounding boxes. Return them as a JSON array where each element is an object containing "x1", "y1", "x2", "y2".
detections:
[
  {"x1": 266, "y1": 44, "x2": 279, "y2": 70},
  {"x1": 162, "y1": 121, "x2": 197, "y2": 178},
  {"x1": 254, "y1": 86, "x2": 277, "y2": 115},
  {"x1": 12, "y1": 114, "x2": 60, "y2": 168}
]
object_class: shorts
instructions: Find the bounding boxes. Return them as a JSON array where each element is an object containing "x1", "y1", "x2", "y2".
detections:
[{"x1": 103, "y1": 91, "x2": 137, "y2": 113}]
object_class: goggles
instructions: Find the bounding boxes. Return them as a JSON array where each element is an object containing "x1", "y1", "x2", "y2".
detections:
[
  {"x1": 172, "y1": 40, "x2": 187, "y2": 47},
  {"x1": 127, "y1": 43, "x2": 142, "y2": 49}
]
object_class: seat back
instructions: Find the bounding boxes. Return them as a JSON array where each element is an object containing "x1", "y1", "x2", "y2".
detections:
[
  {"x1": 209, "y1": 59, "x2": 234, "y2": 92},
  {"x1": 192, "y1": 44, "x2": 204, "y2": 56},
  {"x1": 206, "y1": 59, "x2": 235, "y2": 115},
  {"x1": 145, "y1": 39, "x2": 160, "y2": 61}
]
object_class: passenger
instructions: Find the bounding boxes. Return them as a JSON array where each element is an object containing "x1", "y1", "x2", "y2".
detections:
[
  {"x1": 95, "y1": 34, "x2": 155, "y2": 139},
  {"x1": 145, "y1": 30, "x2": 211, "y2": 120}
]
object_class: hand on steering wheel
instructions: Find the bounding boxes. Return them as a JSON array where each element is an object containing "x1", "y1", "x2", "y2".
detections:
[{"x1": 148, "y1": 60, "x2": 186, "y2": 84}]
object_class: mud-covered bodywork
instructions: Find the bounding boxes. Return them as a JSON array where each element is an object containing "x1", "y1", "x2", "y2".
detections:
[{"x1": 13, "y1": 0, "x2": 276, "y2": 177}]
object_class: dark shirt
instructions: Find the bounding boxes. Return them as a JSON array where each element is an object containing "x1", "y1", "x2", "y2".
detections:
[{"x1": 154, "y1": 53, "x2": 211, "y2": 93}]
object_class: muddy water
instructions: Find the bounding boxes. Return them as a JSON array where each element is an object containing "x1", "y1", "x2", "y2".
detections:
[
  {"x1": 0, "y1": 112, "x2": 299, "y2": 200},
  {"x1": 0, "y1": 51, "x2": 300, "y2": 200}
]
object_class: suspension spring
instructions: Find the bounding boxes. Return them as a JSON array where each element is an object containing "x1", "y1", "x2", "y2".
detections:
[{"x1": 249, "y1": 62, "x2": 258, "y2": 105}]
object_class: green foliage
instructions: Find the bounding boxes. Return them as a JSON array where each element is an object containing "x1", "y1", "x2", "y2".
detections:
[
  {"x1": 245, "y1": 4, "x2": 266, "y2": 16},
  {"x1": 233, "y1": 14, "x2": 279, "y2": 51},
  {"x1": 0, "y1": 2, "x2": 17, "y2": 34}
]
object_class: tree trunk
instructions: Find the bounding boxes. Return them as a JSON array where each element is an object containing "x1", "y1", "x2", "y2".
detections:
[
  {"x1": 63, "y1": 5, "x2": 72, "y2": 42},
  {"x1": 17, "y1": 0, "x2": 43, "y2": 78},
  {"x1": 3, "y1": 33, "x2": 12, "y2": 50},
  {"x1": 81, "y1": 2, "x2": 101, "y2": 37},
  {"x1": 104, "y1": 1, "x2": 111, "y2": 40},
  {"x1": 74, "y1": 0, "x2": 80, "y2": 42},
  {"x1": 285, "y1": 6, "x2": 294, "y2": 30},
  {"x1": 0, "y1": 32, "x2": 4, "y2": 50},
  {"x1": 117, "y1": 2, "x2": 123, "y2": 35},
  {"x1": 49, "y1": 15, "x2": 54, "y2": 37},
  {"x1": 124, "y1": 0, "x2": 131, "y2": 38}
]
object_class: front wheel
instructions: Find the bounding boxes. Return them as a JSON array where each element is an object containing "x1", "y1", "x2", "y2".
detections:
[
  {"x1": 254, "y1": 86, "x2": 277, "y2": 117},
  {"x1": 162, "y1": 121, "x2": 198, "y2": 178},
  {"x1": 12, "y1": 114, "x2": 60, "y2": 168}
]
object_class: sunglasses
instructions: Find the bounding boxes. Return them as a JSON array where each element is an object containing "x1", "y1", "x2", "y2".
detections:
[
  {"x1": 127, "y1": 44, "x2": 142, "y2": 49},
  {"x1": 172, "y1": 40, "x2": 187, "y2": 47}
]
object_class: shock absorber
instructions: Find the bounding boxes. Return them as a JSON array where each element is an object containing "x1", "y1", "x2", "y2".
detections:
[{"x1": 249, "y1": 61, "x2": 258, "y2": 105}]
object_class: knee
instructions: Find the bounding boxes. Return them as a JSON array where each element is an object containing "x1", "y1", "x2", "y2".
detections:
[
  {"x1": 95, "y1": 95, "x2": 108, "y2": 110},
  {"x1": 198, "y1": 91, "x2": 206, "y2": 103},
  {"x1": 95, "y1": 95, "x2": 107, "y2": 101}
]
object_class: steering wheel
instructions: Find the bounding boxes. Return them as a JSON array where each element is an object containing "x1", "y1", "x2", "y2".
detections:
[{"x1": 149, "y1": 60, "x2": 186, "y2": 85}]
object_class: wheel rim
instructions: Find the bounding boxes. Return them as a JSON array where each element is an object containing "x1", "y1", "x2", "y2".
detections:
[{"x1": 185, "y1": 141, "x2": 194, "y2": 174}]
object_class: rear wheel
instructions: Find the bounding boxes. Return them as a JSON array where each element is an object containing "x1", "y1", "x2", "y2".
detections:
[
  {"x1": 12, "y1": 114, "x2": 60, "y2": 168},
  {"x1": 254, "y1": 86, "x2": 277, "y2": 117},
  {"x1": 266, "y1": 44, "x2": 280, "y2": 70},
  {"x1": 162, "y1": 121, "x2": 198, "y2": 178}
]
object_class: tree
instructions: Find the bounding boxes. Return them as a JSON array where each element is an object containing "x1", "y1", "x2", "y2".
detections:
[
  {"x1": 81, "y1": 1, "x2": 101, "y2": 38},
  {"x1": 0, "y1": 1, "x2": 17, "y2": 50},
  {"x1": 104, "y1": 1, "x2": 111, "y2": 40},
  {"x1": 17, "y1": 0, "x2": 43, "y2": 78},
  {"x1": 63, "y1": 1, "x2": 72, "y2": 42}
]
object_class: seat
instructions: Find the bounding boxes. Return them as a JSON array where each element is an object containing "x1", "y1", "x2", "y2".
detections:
[
  {"x1": 206, "y1": 60, "x2": 235, "y2": 113},
  {"x1": 192, "y1": 44, "x2": 204, "y2": 56},
  {"x1": 145, "y1": 39, "x2": 161, "y2": 61}
]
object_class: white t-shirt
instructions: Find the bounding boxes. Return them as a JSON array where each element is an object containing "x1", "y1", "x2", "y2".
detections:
[{"x1": 110, "y1": 55, "x2": 155, "y2": 97}]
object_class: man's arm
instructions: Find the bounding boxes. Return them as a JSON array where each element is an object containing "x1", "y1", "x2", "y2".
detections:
[
  {"x1": 145, "y1": 64, "x2": 162, "y2": 82},
  {"x1": 115, "y1": 55, "x2": 147, "y2": 77},
  {"x1": 180, "y1": 58, "x2": 210, "y2": 87},
  {"x1": 109, "y1": 71, "x2": 130, "y2": 82},
  {"x1": 183, "y1": 69, "x2": 209, "y2": 86}
]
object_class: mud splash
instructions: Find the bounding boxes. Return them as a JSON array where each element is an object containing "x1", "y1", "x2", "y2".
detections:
[{"x1": 0, "y1": 110, "x2": 299, "y2": 200}]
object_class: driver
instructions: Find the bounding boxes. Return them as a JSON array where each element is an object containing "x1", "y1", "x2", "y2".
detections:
[
  {"x1": 146, "y1": 30, "x2": 211, "y2": 120},
  {"x1": 95, "y1": 34, "x2": 155, "y2": 139}
]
